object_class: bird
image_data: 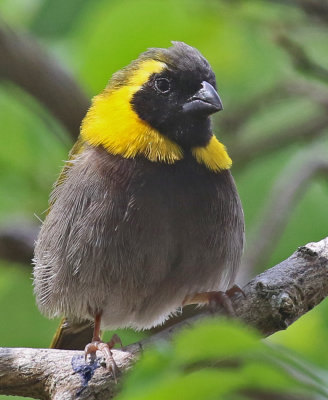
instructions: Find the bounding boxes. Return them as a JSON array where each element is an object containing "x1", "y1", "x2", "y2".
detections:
[{"x1": 33, "y1": 41, "x2": 244, "y2": 370}]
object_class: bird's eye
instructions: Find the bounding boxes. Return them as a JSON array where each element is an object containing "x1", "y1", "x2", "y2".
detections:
[{"x1": 154, "y1": 78, "x2": 170, "y2": 93}]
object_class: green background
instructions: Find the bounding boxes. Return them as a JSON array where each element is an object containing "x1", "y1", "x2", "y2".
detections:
[{"x1": 0, "y1": 0, "x2": 327, "y2": 398}]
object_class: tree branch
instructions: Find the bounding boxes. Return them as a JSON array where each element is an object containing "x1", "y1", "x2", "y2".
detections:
[
  {"x1": 0, "y1": 23, "x2": 89, "y2": 139},
  {"x1": 230, "y1": 114, "x2": 328, "y2": 169},
  {"x1": 1, "y1": 237, "x2": 328, "y2": 399},
  {"x1": 0, "y1": 222, "x2": 39, "y2": 265},
  {"x1": 285, "y1": 79, "x2": 328, "y2": 109},
  {"x1": 296, "y1": 0, "x2": 328, "y2": 24},
  {"x1": 276, "y1": 34, "x2": 328, "y2": 84},
  {"x1": 268, "y1": 0, "x2": 328, "y2": 25},
  {"x1": 239, "y1": 146, "x2": 328, "y2": 283},
  {"x1": 217, "y1": 83, "x2": 288, "y2": 137}
]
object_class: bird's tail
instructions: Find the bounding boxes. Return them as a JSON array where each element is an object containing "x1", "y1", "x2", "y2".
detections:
[{"x1": 50, "y1": 317, "x2": 94, "y2": 350}]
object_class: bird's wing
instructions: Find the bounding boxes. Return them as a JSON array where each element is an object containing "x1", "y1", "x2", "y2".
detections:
[
  {"x1": 49, "y1": 137, "x2": 94, "y2": 350},
  {"x1": 48, "y1": 136, "x2": 85, "y2": 209}
]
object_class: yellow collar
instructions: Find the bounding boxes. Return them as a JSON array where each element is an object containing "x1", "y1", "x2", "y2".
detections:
[
  {"x1": 192, "y1": 136, "x2": 232, "y2": 172},
  {"x1": 81, "y1": 59, "x2": 232, "y2": 172}
]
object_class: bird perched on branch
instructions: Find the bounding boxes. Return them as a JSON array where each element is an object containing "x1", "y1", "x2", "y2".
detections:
[{"x1": 33, "y1": 41, "x2": 244, "y2": 371}]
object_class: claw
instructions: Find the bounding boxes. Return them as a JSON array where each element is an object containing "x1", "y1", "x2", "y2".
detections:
[
  {"x1": 84, "y1": 314, "x2": 122, "y2": 382},
  {"x1": 226, "y1": 284, "x2": 245, "y2": 298},
  {"x1": 107, "y1": 333, "x2": 123, "y2": 349},
  {"x1": 84, "y1": 335, "x2": 122, "y2": 382},
  {"x1": 85, "y1": 341, "x2": 100, "y2": 362}
]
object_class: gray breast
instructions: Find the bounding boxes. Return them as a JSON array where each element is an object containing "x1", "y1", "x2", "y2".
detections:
[{"x1": 33, "y1": 146, "x2": 244, "y2": 330}]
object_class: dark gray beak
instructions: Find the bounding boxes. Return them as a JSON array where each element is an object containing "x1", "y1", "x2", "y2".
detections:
[{"x1": 183, "y1": 81, "x2": 223, "y2": 115}]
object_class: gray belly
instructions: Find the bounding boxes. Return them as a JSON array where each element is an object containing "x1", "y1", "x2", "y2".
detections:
[{"x1": 33, "y1": 147, "x2": 244, "y2": 330}]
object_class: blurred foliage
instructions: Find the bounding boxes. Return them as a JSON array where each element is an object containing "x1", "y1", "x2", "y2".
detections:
[
  {"x1": 117, "y1": 319, "x2": 328, "y2": 400},
  {"x1": 0, "y1": 0, "x2": 327, "y2": 399},
  {"x1": 0, "y1": 86, "x2": 68, "y2": 220}
]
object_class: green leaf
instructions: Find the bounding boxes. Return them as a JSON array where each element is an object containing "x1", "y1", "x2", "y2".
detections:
[{"x1": 174, "y1": 318, "x2": 261, "y2": 365}]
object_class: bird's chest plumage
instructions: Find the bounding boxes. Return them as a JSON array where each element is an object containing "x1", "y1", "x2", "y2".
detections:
[
  {"x1": 34, "y1": 145, "x2": 243, "y2": 328},
  {"x1": 87, "y1": 146, "x2": 240, "y2": 280}
]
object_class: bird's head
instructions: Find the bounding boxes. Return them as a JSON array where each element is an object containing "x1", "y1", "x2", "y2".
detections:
[
  {"x1": 130, "y1": 41, "x2": 223, "y2": 149},
  {"x1": 81, "y1": 42, "x2": 231, "y2": 172}
]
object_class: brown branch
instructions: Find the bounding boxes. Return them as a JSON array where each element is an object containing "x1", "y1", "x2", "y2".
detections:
[
  {"x1": 0, "y1": 24, "x2": 90, "y2": 263},
  {"x1": 273, "y1": 0, "x2": 328, "y2": 25},
  {"x1": 218, "y1": 77, "x2": 328, "y2": 145},
  {"x1": 276, "y1": 34, "x2": 328, "y2": 84},
  {"x1": 230, "y1": 114, "x2": 328, "y2": 169},
  {"x1": 285, "y1": 79, "x2": 328, "y2": 109},
  {"x1": 0, "y1": 23, "x2": 89, "y2": 139},
  {"x1": 217, "y1": 79, "x2": 328, "y2": 170},
  {"x1": 217, "y1": 83, "x2": 288, "y2": 136},
  {"x1": 239, "y1": 148, "x2": 328, "y2": 283},
  {"x1": 266, "y1": 0, "x2": 328, "y2": 24},
  {"x1": 1, "y1": 237, "x2": 328, "y2": 399},
  {"x1": 296, "y1": 0, "x2": 328, "y2": 24},
  {"x1": 0, "y1": 222, "x2": 39, "y2": 264}
]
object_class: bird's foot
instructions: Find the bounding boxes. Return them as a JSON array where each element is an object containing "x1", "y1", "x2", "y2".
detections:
[
  {"x1": 84, "y1": 334, "x2": 122, "y2": 381},
  {"x1": 182, "y1": 284, "x2": 245, "y2": 316},
  {"x1": 207, "y1": 291, "x2": 235, "y2": 316},
  {"x1": 225, "y1": 284, "x2": 245, "y2": 298},
  {"x1": 208, "y1": 285, "x2": 245, "y2": 316}
]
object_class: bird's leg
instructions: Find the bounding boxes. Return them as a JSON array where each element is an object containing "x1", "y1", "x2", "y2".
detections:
[
  {"x1": 84, "y1": 313, "x2": 122, "y2": 380},
  {"x1": 182, "y1": 285, "x2": 245, "y2": 316}
]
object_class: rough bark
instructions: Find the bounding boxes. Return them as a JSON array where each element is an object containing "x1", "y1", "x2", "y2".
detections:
[{"x1": 0, "y1": 237, "x2": 327, "y2": 399}]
